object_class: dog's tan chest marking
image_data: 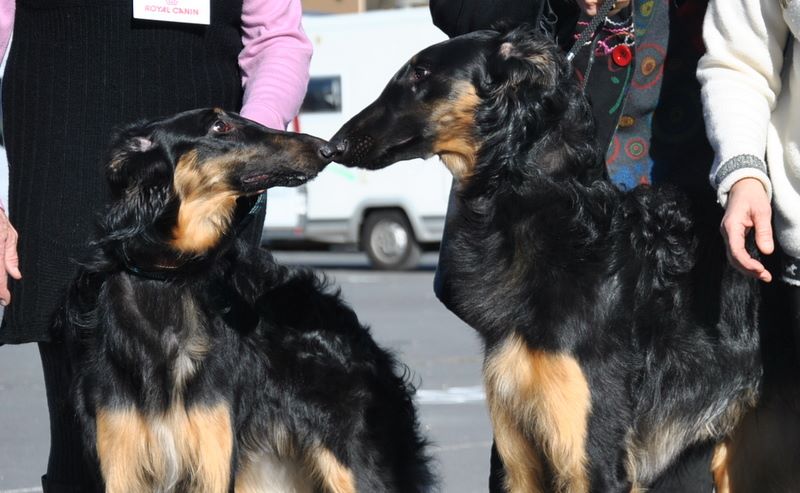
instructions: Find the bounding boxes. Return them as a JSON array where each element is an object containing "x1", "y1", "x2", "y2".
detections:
[
  {"x1": 432, "y1": 83, "x2": 480, "y2": 182},
  {"x1": 172, "y1": 150, "x2": 240, "y2": 254},
  {"x1": 235, "y1": 452, "x2": 315, "y2": 493},
  {"x1": 236, "y1": 442, "x2": 356, "y2": 493},
  {"x1": 484, "y1": 334, "x2": 591, "y2": 493},
  {"x1": 169, "y1": 296, "x2": 209, "y2": 392},
  {"x1": 96, "y1": 403, "x2": 233, "y2": 493}
]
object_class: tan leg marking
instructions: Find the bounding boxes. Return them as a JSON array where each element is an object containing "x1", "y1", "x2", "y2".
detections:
[
  {"x1": 311, "y1": 446, "x2": 356, "y2": 493},
  {"x1": 489, "y1": 398, "x2": 546, "y2": 493},
  {"x1": 97, "y1": 408, "x2": 154, "y2": 493},
  {"x1": 711, "y1": 440, "x2": 731, "y2": 493},
  {"x1": 97, "y1": 403, "x2": 233, "y2": 493},
  {"x1": 484, "y1": 334, "x2": 592, "y2": 493},
  {"x1": 182, "y1": 404, "x2": 234, "y2": 493}
]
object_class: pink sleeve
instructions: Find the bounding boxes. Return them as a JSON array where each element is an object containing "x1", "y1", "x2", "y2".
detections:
[
  {"x1": 0, "y1": 0, "x2": 12, "y2": 213},
  {"x1": 238, "y1": 0, "x2": 312, "y2": 130},
  {"x1": 0, "y1": 0, "x2": 13, "y2": 65}
]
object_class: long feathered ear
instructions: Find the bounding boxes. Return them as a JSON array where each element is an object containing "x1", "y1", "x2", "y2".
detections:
[
  {"x1": 105, "y1": 123, "x2": 165, "y2": 195},
  {"x1": 475, "y1": 26, "x2": 601, "y2": 183},
  {"x1": 100, "y1": 123, "x2": 177, "y2": 243},
  {"x1": 486, "y1": 26, "x2": 561, "y2": 93}
]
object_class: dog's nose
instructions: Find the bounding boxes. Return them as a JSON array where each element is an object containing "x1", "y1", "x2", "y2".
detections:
[{"x1": 319, "y1": 139, "x2": 349, "y2": 160}]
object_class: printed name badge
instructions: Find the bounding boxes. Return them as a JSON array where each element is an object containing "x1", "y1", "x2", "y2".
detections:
[{"x1": 133, "y1": 0, "x2": 210, "y2": 25}]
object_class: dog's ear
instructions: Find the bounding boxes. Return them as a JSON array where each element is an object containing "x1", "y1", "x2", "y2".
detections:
[
  {"x1": 105, "y1": 125, "x2": 168, "y2": 194},
  {"x1": 485, "y1": 28, "x2": 561, "y2": 92},
  {"x1": 128, "y1": 136, "x2": 156, "y2": 153}
]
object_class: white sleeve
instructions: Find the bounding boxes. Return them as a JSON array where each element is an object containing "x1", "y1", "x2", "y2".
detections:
[{"x1": 696, "y1": 0, "x2": 790, "y2": 205}]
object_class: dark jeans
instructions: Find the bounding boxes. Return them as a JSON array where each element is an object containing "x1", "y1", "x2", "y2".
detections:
[{"x1": 790, "y1": 278, "x2": 800, "y2": 361}]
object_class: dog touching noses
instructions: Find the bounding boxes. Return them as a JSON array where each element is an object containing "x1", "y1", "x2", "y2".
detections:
[{"x1": 319, "y1": 138, "x2": 348, "y2": 161}]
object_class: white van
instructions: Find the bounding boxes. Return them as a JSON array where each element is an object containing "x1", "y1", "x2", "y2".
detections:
[{"x1": 264, "y1": 8, "x2": 451, "y2": 270}]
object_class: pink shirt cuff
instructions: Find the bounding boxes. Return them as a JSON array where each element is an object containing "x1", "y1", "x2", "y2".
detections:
[{"x1": 239, "y1": 0, "x2": 312, "y2": 130}]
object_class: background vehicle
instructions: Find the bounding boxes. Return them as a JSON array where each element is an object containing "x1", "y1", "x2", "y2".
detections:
[{"x1": 264, "y1": 8, "x2": 451, "y2": 270}]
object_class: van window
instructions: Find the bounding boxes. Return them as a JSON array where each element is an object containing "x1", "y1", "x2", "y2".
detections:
[{"x1": 301, "y1": 76, "x2": 342, "y2": 113}]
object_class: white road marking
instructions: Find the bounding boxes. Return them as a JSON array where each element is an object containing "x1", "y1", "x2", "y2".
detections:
[
  {"x1": 431, "y1": 441, "x2": 494, "y2": 452},
  {"x1": 416, "y1": 385, "x2": 486, "y2": 405}
]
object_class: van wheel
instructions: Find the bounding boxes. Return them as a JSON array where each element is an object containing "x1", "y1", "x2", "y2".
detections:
[{"x1": 362, "y1": 211, "x2": 421, "y2": 270}]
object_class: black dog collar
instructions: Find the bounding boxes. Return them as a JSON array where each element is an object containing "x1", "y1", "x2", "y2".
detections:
[{"x1": 119, "y1": 243, "x2": 193, "y2": 281}]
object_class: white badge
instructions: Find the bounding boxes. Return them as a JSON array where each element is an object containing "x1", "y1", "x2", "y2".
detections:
[{"x1": 133, "y1": 0, "x2": 211, "y2": 25}]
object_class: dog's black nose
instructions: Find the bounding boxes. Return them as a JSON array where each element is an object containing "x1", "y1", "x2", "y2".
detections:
[{"x1": 319, "y1": 139, "x2": 348, "y2": 160}]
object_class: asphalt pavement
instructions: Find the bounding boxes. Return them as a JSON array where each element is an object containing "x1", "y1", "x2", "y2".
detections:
[{"x1": 0, "y1": 250, "x2": 493, "y2": 493}]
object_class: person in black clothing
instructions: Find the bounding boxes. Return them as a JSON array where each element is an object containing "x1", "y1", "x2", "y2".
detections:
[{"x1": 429, "y1": 0, "x2": 718, "y2": 491}]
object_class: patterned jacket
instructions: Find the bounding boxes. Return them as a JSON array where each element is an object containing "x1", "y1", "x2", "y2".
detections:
[{"x1": 430, "y1": 0, "x2": 713, "y2": 193}]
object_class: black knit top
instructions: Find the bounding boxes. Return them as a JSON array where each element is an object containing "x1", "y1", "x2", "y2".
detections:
[{"x1": 1, "y1": 0, "x2": 245, "y2": 343}]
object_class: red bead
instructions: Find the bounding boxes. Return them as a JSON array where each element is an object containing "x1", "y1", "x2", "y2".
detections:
[{"x1": 612, "y1": 45, "x2": 633, "y2": 67}]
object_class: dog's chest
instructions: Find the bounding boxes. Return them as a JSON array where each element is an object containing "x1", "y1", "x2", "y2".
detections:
[
  {"x1": 105, "y1": 278, "x2": 215, "y2": 395},
  {"x1": 162, "y1": 296, "x2": 210, "y2": 392}
]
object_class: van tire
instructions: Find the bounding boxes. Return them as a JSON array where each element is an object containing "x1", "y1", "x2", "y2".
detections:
[{"x1": 362, "y1": 211, "x2": 421, "y2": 270}]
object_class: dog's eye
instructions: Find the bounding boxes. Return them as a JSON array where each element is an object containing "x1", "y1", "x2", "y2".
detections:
[
  {"x1": 411, "y1": 66, "x2": 430, "y2": 82},
  {"x1": 211, "y1": 119, "x2": 234, "y2": 134}
]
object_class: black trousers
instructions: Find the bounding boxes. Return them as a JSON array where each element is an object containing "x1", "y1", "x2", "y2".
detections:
[{"x1": 38, "y1": 342, "x2": 100, "y2": 493}]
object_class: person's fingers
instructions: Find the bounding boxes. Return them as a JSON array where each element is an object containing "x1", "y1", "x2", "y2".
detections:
[
  {"x1": 0, "y1": 213, "x2": 21, "y2": 305},
  {"x1": 751, "y1": 203, "x2": 775, "y2": 256},
  {"x1": 0, "y1": 216, "x2": 9, "y2": 305},
  {"x1": 5, "y1": 225, "x2": 20, "y2": 280},
  {"x1": 722, "y1": 178, "x2": 775, "y2": 282},
  {"x1": 0, "y1": 256, "x2": 9, "y2": 306},
  {"x1": 721, "y1": 214, "x2": 771, "y2": 282}
]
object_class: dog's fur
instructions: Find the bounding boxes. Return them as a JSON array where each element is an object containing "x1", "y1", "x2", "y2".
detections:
[
  {"x1": 56, "y1": 108, "x2": 435, "y2": 493},
  {"x1": 321, "y1": 27, "x2": 764, "y2": 492}
]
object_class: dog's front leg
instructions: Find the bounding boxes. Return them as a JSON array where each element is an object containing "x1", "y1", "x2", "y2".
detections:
[
  {"x1": 484, "y1": 335, "x2": 592, "y2": 493},
  {"x1": 96, "y1": 404, "x2": 234, "y2": 493},
  {"x1": 96, "y1": 407, "x2": 157, "y2": 493},
  {"x1": 488, "y1": 400, "x2": 547, "y2": 492},
  {"x1": 183, "y1": 404, "x2": 235, "y2": 493}
]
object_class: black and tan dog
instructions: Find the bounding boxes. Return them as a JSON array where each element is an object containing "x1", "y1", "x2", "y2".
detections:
[
  {"x1": 320, "y1": 27, "x2": 766, "y2": 492},
  {"x1": 57, "y1": 108, "x2": 435, "y2": 493}
]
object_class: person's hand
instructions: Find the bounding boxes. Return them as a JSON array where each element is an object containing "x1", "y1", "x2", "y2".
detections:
[
  {"x1": 577, "y1": 0, "x2": 631, "y2": 16},
  {"x1": 721, "y1": 178, "x2": 774, "y2": 282},
  {"x1": 0, "y1": 209, "x2": 21, "y2": 305}
]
